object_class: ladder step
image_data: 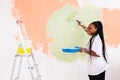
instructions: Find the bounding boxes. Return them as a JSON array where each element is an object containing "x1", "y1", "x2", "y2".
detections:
[{"x1": 28, "y1": 67, "x2": 34, "y2": 69}]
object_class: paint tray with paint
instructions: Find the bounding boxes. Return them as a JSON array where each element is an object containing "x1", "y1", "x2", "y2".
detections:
[{"x1": 62, "y1": 46, "x2": 80, "y2": 53}]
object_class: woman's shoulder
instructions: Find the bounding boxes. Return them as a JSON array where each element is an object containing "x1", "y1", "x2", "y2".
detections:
[
  {"x1": 94, "y1": 34, "x2": 102, "y2": 43},
  {"x1": 95, "y1": 34, "x2": 101, "y2": 40}
]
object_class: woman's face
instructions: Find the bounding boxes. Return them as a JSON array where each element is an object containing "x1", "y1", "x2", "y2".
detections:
[{"x1": 87, "y1": 24, "x2": 97, "y2": 35}]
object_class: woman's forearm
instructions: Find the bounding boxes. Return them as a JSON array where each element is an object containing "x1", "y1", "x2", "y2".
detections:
[
  {"x1": 81, "y1": 25, "x2": 87, "y2": 30},
  {"x1": 84, "y1": 49, "x2": 100, "y2": 57}
]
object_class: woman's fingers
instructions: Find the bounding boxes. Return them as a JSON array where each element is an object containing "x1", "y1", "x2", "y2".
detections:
[
  {"x1": 80, "y1": 47, "x2": 84, "y2": 52},
  {"x1": 76, "y1": 20, "x2": 81, "y2": 25}
]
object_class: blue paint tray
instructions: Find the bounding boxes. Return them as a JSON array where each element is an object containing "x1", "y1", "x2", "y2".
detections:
[{"x1": 62, "y1": 47, "x2": 80, "y2": 53}]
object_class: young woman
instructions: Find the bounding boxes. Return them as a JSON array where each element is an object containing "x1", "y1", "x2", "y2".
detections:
[{"x1": 77, "y1": 20, "x2": 108, "y2": 80}]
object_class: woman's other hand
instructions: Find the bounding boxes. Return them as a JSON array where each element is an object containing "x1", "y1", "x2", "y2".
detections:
[{"x1": 80, "y1": 47, "x2": 85, "y2": 52}]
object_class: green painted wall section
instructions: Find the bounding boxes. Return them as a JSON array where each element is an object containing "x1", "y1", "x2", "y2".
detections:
[{"x1": 46, "y1": 3, "x2": 102, "y2": 63}]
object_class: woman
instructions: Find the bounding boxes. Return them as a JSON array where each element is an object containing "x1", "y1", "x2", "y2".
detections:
[{"x1": 77, "y1": 20, "x2": 108, "y2": 80}]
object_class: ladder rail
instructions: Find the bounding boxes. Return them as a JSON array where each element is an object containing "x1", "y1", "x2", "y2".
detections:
[
  {"x1": 15, "y1": 56, "x2": 23, "y2": 79},
  {"x1": 10, "y1": 55, "x2": 17, "y2": 80},
  {"x1": 17, "y1": 20, "x2": 35, "y2": 80}
]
